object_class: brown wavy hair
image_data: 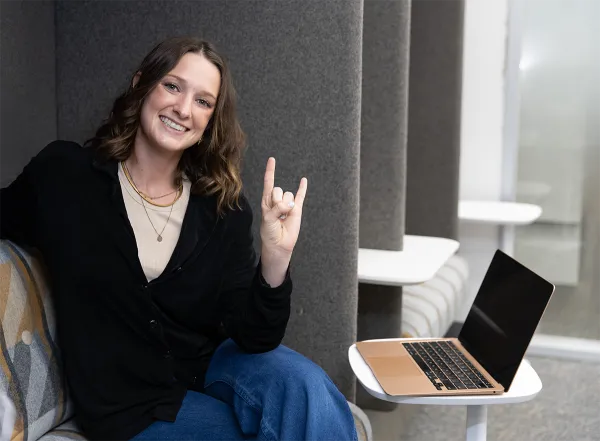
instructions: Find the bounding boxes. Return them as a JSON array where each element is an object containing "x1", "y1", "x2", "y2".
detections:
[{"x1": 85, "y1": 36, "x2": 246, "y2": 216}]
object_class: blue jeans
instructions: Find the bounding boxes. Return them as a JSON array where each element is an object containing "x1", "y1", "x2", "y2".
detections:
[{"x1": 131, "y1": 339, "x2": 358, "y2": 441}]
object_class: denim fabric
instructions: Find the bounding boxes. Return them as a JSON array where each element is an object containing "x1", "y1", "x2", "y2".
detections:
[{"x1": 131, "y1": 340, "x2": 358, "y2": 441}]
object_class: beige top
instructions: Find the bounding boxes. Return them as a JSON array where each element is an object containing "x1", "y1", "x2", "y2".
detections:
[{"x1": 117, "y1": 162, "x2": 191, "y2": 281}]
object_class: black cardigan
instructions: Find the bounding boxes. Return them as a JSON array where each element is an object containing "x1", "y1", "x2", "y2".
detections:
[{"x1": 0, "y1": 141, "x2": 292, "y2": 440}]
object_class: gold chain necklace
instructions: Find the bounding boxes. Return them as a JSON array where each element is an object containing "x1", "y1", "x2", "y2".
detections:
[
  {"x1": 142, "y1": 187, "x2": 179, "y2": 201},
  {"x1": 122, "y1": 161, "x2": 183, "y2": 208},
  {"x1": 140, "y1": 193, "x2": 173, "y2": 242},
  {"x1": 121, "y1": 161, "x2": 178, "y2": 242}
]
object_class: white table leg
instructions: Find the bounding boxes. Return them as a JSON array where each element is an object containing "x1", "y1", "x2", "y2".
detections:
[
  {"x1": 500, "y1": 224, "x2": 516, "y2": 256},
  {"x1": 466, "y1": 404, "x2": 487, "y2": 441}
]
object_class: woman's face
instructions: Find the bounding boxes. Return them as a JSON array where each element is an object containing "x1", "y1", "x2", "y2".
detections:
[{"x1": 137, "y1": 52, "x2": 221, "y2": 155}]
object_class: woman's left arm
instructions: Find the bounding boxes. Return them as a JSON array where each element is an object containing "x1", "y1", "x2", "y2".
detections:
[{"x1": 217, "y1": 158, "x2": 307, "y2": 353}]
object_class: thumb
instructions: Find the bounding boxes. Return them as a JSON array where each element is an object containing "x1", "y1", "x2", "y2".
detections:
[{"x1": 271, "y1": 199, "x2": 295, "y2": 220}]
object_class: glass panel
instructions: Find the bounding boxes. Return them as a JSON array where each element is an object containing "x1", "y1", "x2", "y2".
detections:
[{"x1": 513, "y1": 0, "x2": 600, "y2": 339}]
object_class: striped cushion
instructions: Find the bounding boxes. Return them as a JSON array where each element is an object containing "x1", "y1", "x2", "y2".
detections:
[
  {"x1": 37, "y1": 420, "x2": 84, "y2": 441},
  {"x1": 347, "y1": 401, "x2": 372, "y2": 441},
  {"x1": 401, "y1": 254, "x2": 469, "y2": 338},
  {"x1": 0, "y1": 240, "x2": 74, "y2": 441}
]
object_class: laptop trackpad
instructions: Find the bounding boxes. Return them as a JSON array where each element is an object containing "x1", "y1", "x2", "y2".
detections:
[{"x1": 356, "y1": 340, "x2": 436, "y2": 396}]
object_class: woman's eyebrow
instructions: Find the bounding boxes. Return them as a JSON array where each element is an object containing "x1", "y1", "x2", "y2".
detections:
[{"x1": 166, "y1": 74, "x2": 217, "y2": 101}]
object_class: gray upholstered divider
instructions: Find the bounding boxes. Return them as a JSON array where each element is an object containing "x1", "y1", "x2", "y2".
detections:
[
  {"x1": 359, "y1": 0, "x2": 411, "y2": 251},
  {"x1": 358, "y1": 0, "x2": 412, "y2": 342},
  {"x1": 357, "y1": 0, "x2": 412, "y2": 411},
  {"x1": 0, "y1": 0, "x2": 57, "y2": 187},
  {"x1": 405, "y1": 0, "x2": 465, "y2": 240},
  {"x1": 55, "y1": 0, "x2": 363, "y2": 399}
]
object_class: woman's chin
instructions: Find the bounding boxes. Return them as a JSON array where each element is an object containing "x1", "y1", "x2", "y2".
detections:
[
  {"x1": 152, "y1": 135, "x2": 192, "y2": 153},
  {"x1": 148, "y1": 142, "x2": 186, "y2": 155}
]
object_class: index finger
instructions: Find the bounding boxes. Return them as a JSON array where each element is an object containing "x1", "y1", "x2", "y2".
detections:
[{"x1": 262, "y1": 157, "x2": 276, "y2": 202}]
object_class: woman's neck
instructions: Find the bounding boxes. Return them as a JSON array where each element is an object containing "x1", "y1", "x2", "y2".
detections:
[{"x1": 124, "y1": 145, "x2": 182, "y2": 197}]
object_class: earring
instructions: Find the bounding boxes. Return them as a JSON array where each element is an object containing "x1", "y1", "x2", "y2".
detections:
[{"x1": 197, "y1": 137, "x2": 203, "y2": 146}]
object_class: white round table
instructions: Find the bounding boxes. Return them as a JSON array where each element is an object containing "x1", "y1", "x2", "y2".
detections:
[
  {"x1": 457, "y1": 200, "x2": 542, "y2": 256},
  {"x1": 458, "y1": 201, "x2": 542, "y2": 226},
  {"x1": 349, "y1": 340, "x2": 543, "y2": 441}
]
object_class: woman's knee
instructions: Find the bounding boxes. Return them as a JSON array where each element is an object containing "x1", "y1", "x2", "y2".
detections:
[
  {"x1": 207, "y1": 339, "x2": 334, "y2": 389},
  {"x1": 263, "y1": 345, "x2": 332, "y2": 387},
  {"x1": 205, "y1": 340, "x2": 356, "y2": 441}
]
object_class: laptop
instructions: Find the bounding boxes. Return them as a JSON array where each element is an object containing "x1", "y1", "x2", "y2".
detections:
[{"x1": 355, "y1": 249, "x2": 555, "y2": 396}]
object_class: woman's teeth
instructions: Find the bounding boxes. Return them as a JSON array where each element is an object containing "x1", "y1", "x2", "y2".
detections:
[{"x1": 160, "y1": 116, "x2": 186, "y2": 132}]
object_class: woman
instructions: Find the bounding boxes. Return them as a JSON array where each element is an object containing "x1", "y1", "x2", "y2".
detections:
[{"x1": 0, "y1": 37, "x2": 357, "y2": 441}]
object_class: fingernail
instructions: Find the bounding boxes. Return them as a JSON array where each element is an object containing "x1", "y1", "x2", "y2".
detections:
[{"x1": 288, "y1": 201, "x2": 295, "y2": 208}]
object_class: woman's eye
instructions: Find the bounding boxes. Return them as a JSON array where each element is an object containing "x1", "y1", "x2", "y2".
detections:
[
  {"x1": 197, "y1": 99, "x2": 212, "y2": 108},
  {"x1": 164, "y1": 83, "x2": 179, "y2": 91}
]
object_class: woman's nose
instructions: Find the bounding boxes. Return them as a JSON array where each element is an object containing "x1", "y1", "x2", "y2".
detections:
[{"x1": 173, "y1": 96, "x2": 191, "y2": 119}]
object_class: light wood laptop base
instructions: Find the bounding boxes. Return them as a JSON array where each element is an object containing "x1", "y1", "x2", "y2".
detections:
[{"x1": 355, "y1": 338, "x2": 504, "y2": 396}]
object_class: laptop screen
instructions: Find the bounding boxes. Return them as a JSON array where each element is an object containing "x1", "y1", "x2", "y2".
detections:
[{"x1": 458, "y1": 249, "x2": 555, "y2": 390}]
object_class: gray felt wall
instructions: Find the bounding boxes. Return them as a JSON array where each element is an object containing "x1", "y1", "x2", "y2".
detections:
[
  {"x1": 0, "y1": 0, "x2": 57, "y2": 187},
  {"x1": 405, "y1": 0, "x2": 465, "y2": 240},
  {"x1": 54, "y1": 0, "x2": 363, "y2": 399},
  {"x1": 358, "y1": 0, "x2": 411, "y2": 340},
  {"x1": 357, "y1": 0, "x2": 412, "y2": 411},
  {"x1": 359, "y1": 0, "x2": 411, "y2": 252}
]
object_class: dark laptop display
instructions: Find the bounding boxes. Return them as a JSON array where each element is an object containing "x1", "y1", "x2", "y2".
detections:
[{"x1": 458, "y1": 249, "x2": 555, "y2": 391}]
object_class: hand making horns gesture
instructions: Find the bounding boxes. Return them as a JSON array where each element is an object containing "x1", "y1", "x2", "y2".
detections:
[{"x1": 260, "y1": 157, "x2": 308, "y2": 257}]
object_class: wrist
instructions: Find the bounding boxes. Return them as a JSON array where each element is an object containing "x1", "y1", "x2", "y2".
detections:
[
  {"x1": 260, "y1": 247, "x2": 292, "y2": 287},
  {"x1": 261, "y1": 245, "x2": 292, "y2": 262}
]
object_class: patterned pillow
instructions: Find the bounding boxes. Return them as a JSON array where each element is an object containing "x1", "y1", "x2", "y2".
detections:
[{"x1": 0, "y1": 240, "x2": 73, "y2": 441}]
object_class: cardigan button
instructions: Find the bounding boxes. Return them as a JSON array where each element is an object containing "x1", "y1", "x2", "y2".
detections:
[
  {"x1": 149, "y1": 319, "x2": 158, "y2": 329},
  {"x1": 163, "y1": 351, "x2": 172, "y2": 359}
]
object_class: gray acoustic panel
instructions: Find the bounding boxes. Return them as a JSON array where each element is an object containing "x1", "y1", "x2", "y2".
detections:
[
  {"x1": 357, "y1": 284, "x2": 404, "y2": 347},
  {"x1": 405, "y1": 0, "x2": 464, "y2": 240},
  {"x1": 0, "y1": 0, "x2": 57, "y2": 186},
  {"x1": 55, "y1": 0, "x2": 363, "y2": 399},
  {"x1": 359, "y1": 0, "x2": 411, "y2": 251},
  {"x1": 357, "y1": 283, "x2": 403, "y2": 411},
  {"x1": 357, "y1": 0, "x2": 411, "y2": 411}
]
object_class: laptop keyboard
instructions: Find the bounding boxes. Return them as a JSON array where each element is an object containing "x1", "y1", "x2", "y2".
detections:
[{"x1": 402, "y1": 341, "x2": 494, "y2": 391}]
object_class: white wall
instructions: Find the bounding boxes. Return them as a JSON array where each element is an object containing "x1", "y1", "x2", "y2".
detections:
[
  {"x1": 516, "y1": 0, "x2": 595, "y2": 224},
  {"x1": 458, "y1": 0, "x2": 508, "y2": 202},
  {"x1": 457, "y1": 0, "x2": 510, "y2": 318}
]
